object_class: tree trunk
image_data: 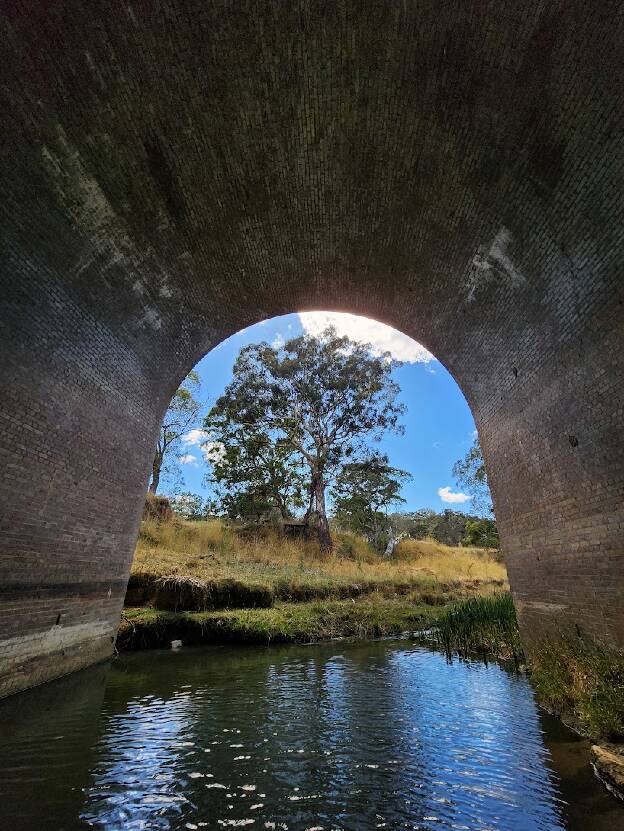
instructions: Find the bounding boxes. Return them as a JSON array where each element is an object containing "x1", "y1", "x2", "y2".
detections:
[
  {"x1": 384, "y1": 527, "x2": 396, "y2": 557},
  {"x1": 313, "y1": 472, "x2": 332, "y2": 551},
  {"x1": 384, "y1": 529, "x2": 406, "y2": 557},
  {"x1": 304, "y1": 472, "x2": 317, "y2": 521},
  {"x1": 149, "y1": 453, "x2": 162, "y2": 494}
]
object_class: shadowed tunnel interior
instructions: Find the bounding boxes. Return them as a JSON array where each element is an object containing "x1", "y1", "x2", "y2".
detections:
[{"x1": 0, "y1": 0, "x2": 623, "y2": 698}]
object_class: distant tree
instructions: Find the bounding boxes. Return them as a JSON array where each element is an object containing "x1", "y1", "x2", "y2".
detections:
[
  {"x1": 332, "y1": 453, "x2": 411, "y2": 551},
  {"x1": 203, "y1": 431, "x2": 306, "y2": 522},
  {"x1": 429, "y1": 509, "x2": 472, "y2": 546},
  {"x1": 204, "y1": 328, "x2": 405, "y2": 549},
  {"x1": 170, "y1": 492, "x2": 205, "y2": 520},
  {"x1": 452, "y1": 437, "x2": 492, "y2": 515},
  {"x1": 461, "y1": 516, "x2": 500, "y2": 549},
  {"x1": 149, "y1": 371, "x2": 202, "y2": 494},
  {"x1": 388, "y1": 509, "x2": 438, "y2": 540},
  {"x1": 388, "y1": 507, "x2": 500, "y2": 548}
]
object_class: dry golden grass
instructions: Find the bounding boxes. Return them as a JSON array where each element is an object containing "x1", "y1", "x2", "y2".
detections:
[{"x1": 133, "y1": 518, "x2": 507, "y2": 591}]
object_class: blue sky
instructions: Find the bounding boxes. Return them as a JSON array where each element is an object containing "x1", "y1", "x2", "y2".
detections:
[{"x1": 174, "y1": 312, "x2": 477, "y2": 513}]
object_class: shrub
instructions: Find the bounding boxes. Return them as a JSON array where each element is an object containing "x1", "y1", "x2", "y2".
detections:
[{"x1": 143, "y1": 492, "x2": 173, "y2": 523}]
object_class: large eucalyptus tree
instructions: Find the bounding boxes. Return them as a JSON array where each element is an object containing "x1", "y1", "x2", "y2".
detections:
[{"x1": 204, "y1": 328, "x2": 405, "y2": 549}]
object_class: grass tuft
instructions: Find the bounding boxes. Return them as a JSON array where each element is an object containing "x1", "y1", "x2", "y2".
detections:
[{"x1": 434, "y1": 592, "x2": 523, "y2": 665}]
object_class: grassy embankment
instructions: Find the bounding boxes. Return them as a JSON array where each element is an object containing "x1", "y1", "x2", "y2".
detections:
[
  {"x1": 434, "y1": 593, "x2": 624, "y2": 742},
  {"x1": 121, "y1": 516, "x2": 506, "y2": 650},
  {"x1": 121, "y1": 516, "x2": 624, "y2": 742}
]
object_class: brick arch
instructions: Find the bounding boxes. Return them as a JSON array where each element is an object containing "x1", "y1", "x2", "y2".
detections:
[{"x1": 1, "y1": 0, "x2": 623, "y2": 697}]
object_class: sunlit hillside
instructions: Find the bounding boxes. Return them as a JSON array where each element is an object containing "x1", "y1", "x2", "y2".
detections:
[{"x1": 131, "y1": 517, "x2": 507, "y2": 598}]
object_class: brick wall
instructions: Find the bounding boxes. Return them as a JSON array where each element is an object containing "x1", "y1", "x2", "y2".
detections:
[{"x1": 0, "y1": 0, "x2": 623, "y2": 696}]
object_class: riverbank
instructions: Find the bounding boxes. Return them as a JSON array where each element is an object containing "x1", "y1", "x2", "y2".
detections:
[
  {"x1": 431, "y1": 595, "x2": 624, "y2": 743},
  {"x1": 430, "y1": 592, "x2": 624, "y2": 797},
  {"x1": 130, "y1": 516, "x2": 506, "y2": 605},
  {"x1": 121, "y1": 515, "x2": 624, "y2": 801},
  {"x1": 119, "y1": 594, "x2": 445, "y2": 650},
  {"x1": 122, "y1": 517, "x2": 505, "y2": 645}
]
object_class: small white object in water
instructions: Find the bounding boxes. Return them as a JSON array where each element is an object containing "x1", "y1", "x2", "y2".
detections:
[
  {"x1": 171, "y1": 640, "x2": 183, "y2": 649},
  {"x1": 240, "y1": 785, "x2": 256, "y2": 791},
  {"x1": 205, "y1": 783, "x2": 227, "y2": 789},
  {"x1": 189, "y1": 772, "x2": 204, "y2": 779},
  {"x1": 230, "y1": 743, "x2": 244, "y2": 748},
  {"x1": 251, "y1": 804, "x2": 264, "y2": 810},
  {"x1": 234, "y1": 755, "x2": 251, "y2": 760}
]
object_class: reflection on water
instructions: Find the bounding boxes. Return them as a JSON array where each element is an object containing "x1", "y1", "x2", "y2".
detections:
[{"x1": 0, "y1": 640, "x2": 622, "y2": 831}]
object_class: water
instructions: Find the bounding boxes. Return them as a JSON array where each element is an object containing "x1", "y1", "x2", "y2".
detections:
[{"x1": 0, "y1": 640, "x2": 622, "y2": 831}]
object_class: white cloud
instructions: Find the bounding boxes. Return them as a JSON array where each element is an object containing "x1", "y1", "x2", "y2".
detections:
[
  {"x1": 271, "y1": 332, "x2": 285, "y2": 350},
  {"x1": 202, "y1": 440, "x2": 226, "y2": 464},
  {"x1": 179, "y1": 453, "x2": 199, "y2": 466},
  {"x1": 297, "y1": 311, "x2": 434, "y2": 364},
  {"x1": 182, "y1": 428, "x2": 209, "y2": 447},
  {"x1": 438, "y1": 486, "x2": 471, "y2": 504}
]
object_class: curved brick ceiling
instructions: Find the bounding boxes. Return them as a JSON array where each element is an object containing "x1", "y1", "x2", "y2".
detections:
[{"x1": 0, "y1": 1, "x2": 622, "y2": 697}]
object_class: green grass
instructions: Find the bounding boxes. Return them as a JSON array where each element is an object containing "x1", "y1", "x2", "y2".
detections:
[
  {"x1": 118, "y1": 595, "x2": 442, "y2": 651},
  {"x1": 529, "y1": 636, "x2": 624, "y2": 741},
  {"x1": 433, "y1": 592, "x2": 523, "y2": 665}
]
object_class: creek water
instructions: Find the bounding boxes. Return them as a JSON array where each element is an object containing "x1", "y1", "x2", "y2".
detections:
[{"x1": 0, "y1": 639, "x2": 622, "y2": 831}]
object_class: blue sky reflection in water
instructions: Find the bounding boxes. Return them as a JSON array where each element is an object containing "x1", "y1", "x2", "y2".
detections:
[
  {"x1": 175, "y1": 312, "x2": 478, "y2": 513},
  {"x1": 2, "y1": 640, "x2": 610, "y2": 830}
]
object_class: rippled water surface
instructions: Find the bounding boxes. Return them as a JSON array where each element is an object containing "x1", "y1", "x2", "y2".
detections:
[{"x1": 1, "y1": 639, "x2": 622, "y2": 830}]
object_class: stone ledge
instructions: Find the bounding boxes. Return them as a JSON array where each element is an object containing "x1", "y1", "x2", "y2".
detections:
[{"x1": 591, "y1": 744, "x2": 624, "y2": 802}]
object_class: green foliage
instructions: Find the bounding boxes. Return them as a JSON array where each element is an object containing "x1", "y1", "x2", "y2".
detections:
[
  {"x1": 204, "y1": 430, "x2": 305, "y2": 522},
  {"x1": 204, "y1": 327, "x2": 405, "y2": 547},
  {"x1": 461, "y1": 517, "x2": 500, "y2": 549},
  {"x1": 434, "y1": 593, "x2": 523, "y2": 665},
  {"x1": 452, "y1": 438, "x2": 492, "y2": 515},
  {"x1": 332, "y1": 452, "x2": 411, "y2": 550},
  {"x1": 388, "y1": 508, "x2": 499, "y2": 549},
  {"x1": 530, "y1": 637, "x2": 624, "y2": 740}
]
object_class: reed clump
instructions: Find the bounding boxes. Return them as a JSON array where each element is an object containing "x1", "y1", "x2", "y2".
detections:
[{"x1": 434, "y1": 592, "x2": 523, "y2": 665}]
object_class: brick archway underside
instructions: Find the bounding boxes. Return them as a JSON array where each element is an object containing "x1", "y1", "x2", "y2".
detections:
[{"x1": 1, "y1": 1, "x2": 623, "y2": 697}]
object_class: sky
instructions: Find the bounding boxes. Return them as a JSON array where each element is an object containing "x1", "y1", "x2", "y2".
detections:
[{"x1": 173, "y1": 311, "x2": 477, "y2": 514}]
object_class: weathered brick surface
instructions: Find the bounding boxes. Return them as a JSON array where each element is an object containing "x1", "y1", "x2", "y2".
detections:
[{"x1": 0, "y1": 1, "x2": 623, "y2": 696}]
